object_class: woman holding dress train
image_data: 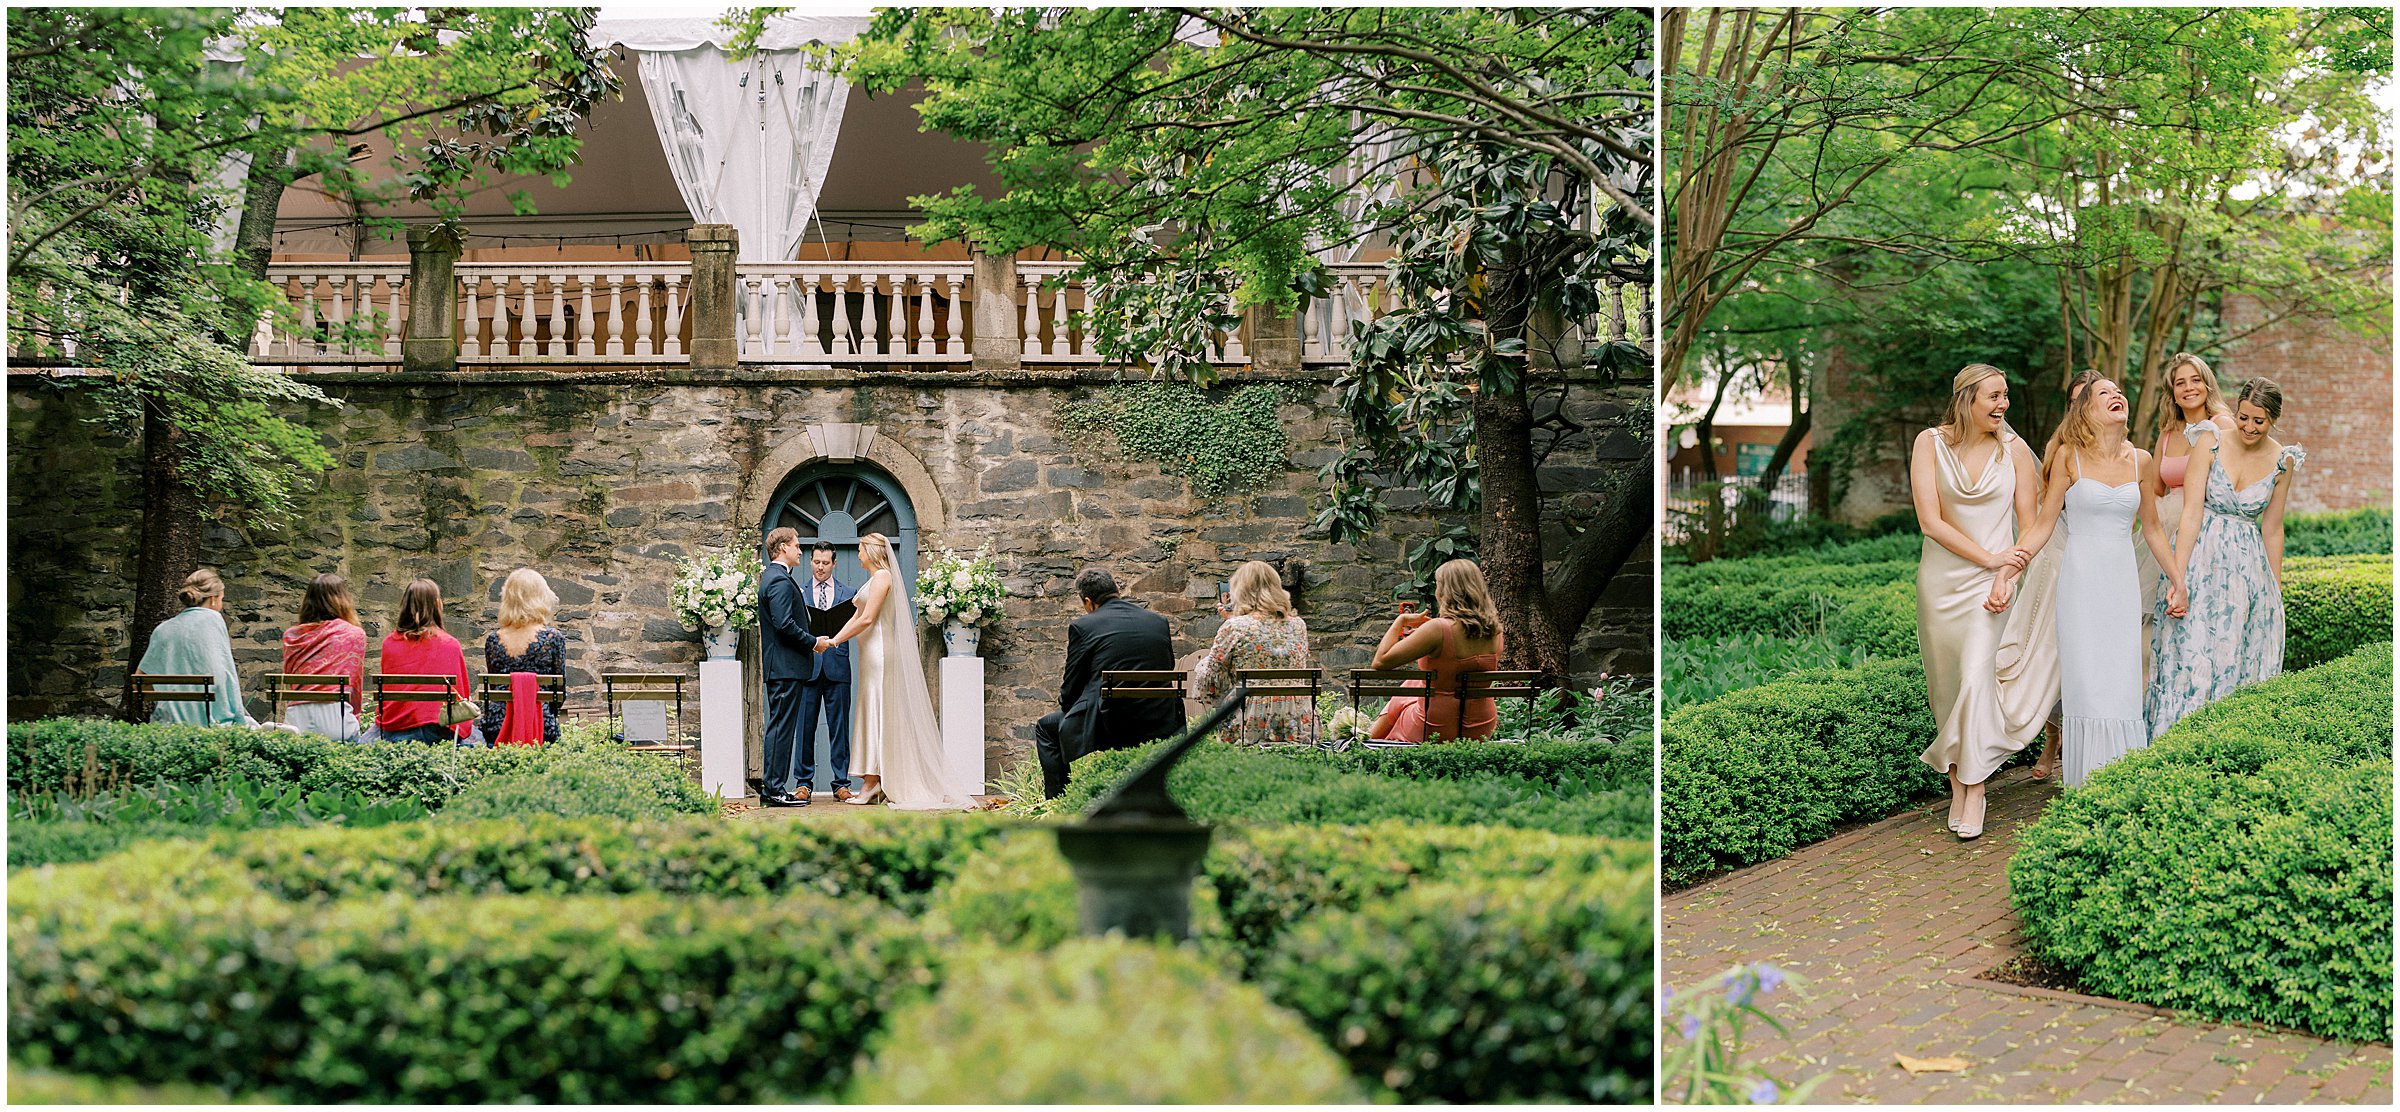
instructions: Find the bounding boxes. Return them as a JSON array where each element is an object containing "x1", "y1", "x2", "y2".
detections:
[{"x1": 1908, "y1": 364, "x2": 2057, "y2": 840}]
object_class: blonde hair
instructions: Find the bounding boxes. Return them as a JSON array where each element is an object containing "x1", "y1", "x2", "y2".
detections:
[
  {"x1": 1937, "y1": 364, "x2": 2008, "y2": 445},
  {"x1": 2042, "y1": 370, "x2": 2107, "y2": 485},
  {"x1": 2159, "y1": 352, "x2": 2230, "y2": 437},
  {"x1": 858, "y1": 533, "x2": 892, "y2": 571},
  {"x1": 1228, "y1": 560, "x2": 1292, "y2": 620},
  {"x1": 1433, "y1": 559, "x2": 1500, "y2": 641},
  {"x1": 496, "y1": 567, "x2": 557, "y2": 629},
  {"x1": 177, "y1": 568, "x2": 225, "y2": 608}
]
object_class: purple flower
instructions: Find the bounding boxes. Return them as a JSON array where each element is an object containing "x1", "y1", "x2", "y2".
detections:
[
  {"x1": 1748, "y1": 1078, "x2": 1780, "y2": 1104},
  {"x1": 1679, "y1": 1013, "x2": 1702, "y2": 1040},
  {"x1": 1755, "y1": 963, "x2": 1786, "y2": 994},
  {"x1": 1722, "y1": 968, "x2": 1755, "y2": 1006}
]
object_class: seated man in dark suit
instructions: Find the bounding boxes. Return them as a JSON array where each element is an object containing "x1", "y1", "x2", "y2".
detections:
[{"x1": 1035, "y1": 567, "x2": 1186, "y2": 799}]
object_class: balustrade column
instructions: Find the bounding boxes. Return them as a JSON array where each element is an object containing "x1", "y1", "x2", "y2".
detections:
[
  {"x1": 402, "y1": 224, "x2": 463, "y2": 372},
  {"x1": 1246, "y1": 303, "x2": 1297, "y2": 372},
  {"x1": 971, "y1": 250, "x2": 1021, "y2": 373},
  {"x1": 686, "y1": 224, "x2": 739, "y2": 369}
]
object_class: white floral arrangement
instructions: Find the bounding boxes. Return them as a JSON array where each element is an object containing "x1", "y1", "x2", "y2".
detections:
[
  {"x1": 671, "y1": 550, "x2": 759, "y2": 632},
  {"x1": 1325, "y1": 705, "x2": 1375, "y2": 742},
  {"x1": 917, "y1": 545, "x2": 1006, "y2": 627}
]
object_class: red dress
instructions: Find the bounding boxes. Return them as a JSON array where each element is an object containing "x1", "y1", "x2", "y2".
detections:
[
  {"x1": 1378, "y1": 622, "x2": 1504, "y2": 743},
  {"x1": 376, "y1": 630, "x2": 472, "y2": 739}
]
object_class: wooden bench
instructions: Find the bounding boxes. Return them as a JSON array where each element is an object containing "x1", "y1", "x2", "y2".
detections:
[
  {"x1": 1346, "y1": 668, "x2": 1432, "y2": 748},
  {"x1": 264, "y1": 673, "x2": 353, "y2": 720},
  {"x1": 1232, "y1": 667, "x2": 1325, "y2": 746},
  {"x1": 602, "y1": 672, "x2": 693, "y2": 761},
  {"x1": 475, "y1": 673, "x2": 567, "y2": 741},
  {"x1": 1456, "y1": 669, "x2": 1544, "y2": 742},
  {"x1": 1100, "y1": 669, "x2": 1188, "y2": 703},
  {"x1": 131, "y1": 673, "x2": 216, "y2": 720},
  {"x1": 371, "y1": 673, "x2": 466, "y2": 738}
]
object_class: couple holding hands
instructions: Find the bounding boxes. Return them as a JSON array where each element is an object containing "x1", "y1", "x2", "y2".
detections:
[
  {"x1": 756, "y1": 527, "x2": 962, "y2": 809},
  {"x1": 1914, "y1": 357, "x2": 2301, "y2": 838}
]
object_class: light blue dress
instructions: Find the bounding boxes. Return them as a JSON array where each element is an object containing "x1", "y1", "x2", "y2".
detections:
[
  {"x1": 2055, "y1": 460, "x2": 2148, "y2": 788},
  {"x1": 2146, "y1": 427, "x2": 2304, "y2": 739}
]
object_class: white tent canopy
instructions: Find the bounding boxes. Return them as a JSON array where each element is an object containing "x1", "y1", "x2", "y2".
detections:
[{"x1": 598, "y1": 16, "x2": 872, "y2": 261}]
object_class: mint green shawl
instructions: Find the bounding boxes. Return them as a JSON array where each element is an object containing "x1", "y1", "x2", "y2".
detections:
[{"x1": 136, "y1": 607, "x2": 249, "y2": 726}]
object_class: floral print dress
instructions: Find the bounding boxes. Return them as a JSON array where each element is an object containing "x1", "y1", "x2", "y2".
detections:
[
  {"x1": 1194, "y1": 614, "x2": 1316, "y2": 746},
  {"x1": 2145, "y1": 430, "x2": 2304, "y2": 740}
]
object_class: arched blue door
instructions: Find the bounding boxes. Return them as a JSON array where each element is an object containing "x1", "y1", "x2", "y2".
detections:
[{"x1": 761, "y1": 462, "x2": 919, "y2": 588}]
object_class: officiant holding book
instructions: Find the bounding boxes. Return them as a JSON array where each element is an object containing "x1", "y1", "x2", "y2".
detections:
[{"x1": 796, "y1": 541, "x2": 860, "y2": 802}]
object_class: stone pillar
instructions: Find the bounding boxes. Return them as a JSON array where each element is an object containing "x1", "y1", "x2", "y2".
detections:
[
  {"x1": 687, "y1": 224, "x2": 739, "y2": 370},
  {"x1": 401, "y1": 224, "x2": 464, "y2": 373},
  {"x1": 972, "y1": 250, "x2": 1021, "y2": 373},
  {"x1": 1528, "y1": 302, "x2": 1570, "y2": 371},
  {"x1": 1246, "y1": 303, "x2": 1301, "y2": 373}
]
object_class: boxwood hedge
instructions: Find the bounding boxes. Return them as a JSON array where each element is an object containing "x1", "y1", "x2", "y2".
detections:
[
  {"x1": 853, "y1": 939, "x2": 1358, "y2": 1103},
  {"x1": 9, "y1": 854, "x2": 943, "y2": 1102},
  {"x1": 2282, "y1": 554, "x2": 2393, "y2": 670},
  {"x1": 1265, "y1": 868, "x2": 1653, "y2": 1103},
  {"x1": 1045, "y1": 736, "x2": 1649, "y2": 840},
  {"x1": 2010, "y1": 644, "x2": 2392, "y2": 1042},
  {"x1": 1661, "y1": 657, "x2": 1942, "y2": 887}
]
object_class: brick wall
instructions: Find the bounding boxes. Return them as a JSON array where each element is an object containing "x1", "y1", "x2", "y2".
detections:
[{"x1": 2219, "y1": 296, "x2": 2392, "y2": 514}]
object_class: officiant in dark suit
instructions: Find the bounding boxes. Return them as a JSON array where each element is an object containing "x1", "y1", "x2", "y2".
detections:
[
  {"x1": 758, "y1": 526, "x2": 819, "y2": 806},
  {"x1": 1035, "y1": 566, "x2": 1185, "y2": 798},
  {"x1": 796, "y1": 541, "x2": 860, "y2": 802}
]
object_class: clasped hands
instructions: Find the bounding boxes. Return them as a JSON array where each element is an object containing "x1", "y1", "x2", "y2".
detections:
[{"x1": 811, "y1": 635, "x2": 834, "y2": 653}]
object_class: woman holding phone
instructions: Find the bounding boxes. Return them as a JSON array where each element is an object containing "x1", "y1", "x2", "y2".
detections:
[{"x1": 1369, "y1": 559, "x2": 1505, "y2": 744}]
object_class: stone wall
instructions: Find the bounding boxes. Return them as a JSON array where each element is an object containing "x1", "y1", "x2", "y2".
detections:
[{"x1": 6, "y1": 367, "x2": 1648, "y2": 787}]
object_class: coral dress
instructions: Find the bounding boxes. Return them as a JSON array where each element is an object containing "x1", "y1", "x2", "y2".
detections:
[
  {"x1": 1377, "y1": 621, "x2": 1502, "y2": 744},
  {"x1": 2146, "y1": 433, "x2": 2303, "y2": 739},
  {"x1": 1916, "y1": 430, "x2": 2056, "y2": 783}
]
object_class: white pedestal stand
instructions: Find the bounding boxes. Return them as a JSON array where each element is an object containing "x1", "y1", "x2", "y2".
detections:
[
  {"x1": 939, "y1": 655, "x2": 986, "y2": 798},
  {"x1": 698, "y1": 659, "x2": 747, "y2": 799}
]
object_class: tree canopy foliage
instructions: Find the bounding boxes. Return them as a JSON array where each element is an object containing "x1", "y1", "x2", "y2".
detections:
[
  {"x1": 1664, "y1": 6, "x2": 2389, "y2": 524},
  {"x1": 743, "y1": 6, "x2": 1655, "y2": 682}
]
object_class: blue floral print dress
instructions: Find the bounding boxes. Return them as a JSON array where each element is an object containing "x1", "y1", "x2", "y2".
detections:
[{"x1": 2145, "y1": 426, "x2": 2304, "y2": 740}]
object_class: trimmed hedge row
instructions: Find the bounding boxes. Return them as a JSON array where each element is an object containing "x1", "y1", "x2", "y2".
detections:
[
  {"x1": 2010, "y1": 644, "x2": 2393, "y2": 1042},
  {"x1": 854, "y1": 939, "x2": 1358, "y2": 1103},
  {"x1": 1664, "y1": 555, "x2": 2389, "y2": 675},
  {"x1": 1661, "y1": 658, "x2": 1941, "y2": 887},
  {"x1": 2282, "y1": 554, "x2": 2393, "y2": 670},
  {"x1": 2286, "y1": 506, "x2": 2392, "y2": 558},
  {"x1": 6, "y1": 717, "x2": 715, "y2": 816},
  {"x1": 1266, "y1": 869, "x2": 1652, "y2": 1104},
  {"x1": 10, "y1": 886, "x2": 939, "y2": 1102},
  {"x1": 930, "y1": 822, "x2": 1653, "y2": 1103},
  {"x1": 1043, "y1": 738, "x2": 1649, "y2": 840}
]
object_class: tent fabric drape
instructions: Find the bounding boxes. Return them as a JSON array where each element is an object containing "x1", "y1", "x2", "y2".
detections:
[{"x1": 617, "y1": 16, "x2": 864, "y2": 262}]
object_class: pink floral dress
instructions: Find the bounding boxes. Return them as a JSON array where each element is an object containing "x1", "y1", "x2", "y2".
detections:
[{"x1": 1194, "y1": 614, "x2": 1316, "y2": 746}]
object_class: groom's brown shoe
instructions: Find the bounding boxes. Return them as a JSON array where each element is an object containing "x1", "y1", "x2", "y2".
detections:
[
  {"x1": 834, "y1": 786, "x2": 855, "y2": 802},
  {"x1": 796, "y1": 786, "x2": 812, "y2": 804}
]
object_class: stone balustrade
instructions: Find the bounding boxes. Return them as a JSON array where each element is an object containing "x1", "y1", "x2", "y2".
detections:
[{"x1": 11, "y1": 221, "x2": 1651, "y2": 373}]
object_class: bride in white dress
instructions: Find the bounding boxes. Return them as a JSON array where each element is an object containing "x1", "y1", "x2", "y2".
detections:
[
  {"x1": 814, "y1": 533, "x2": 971, "y2": 809},
  {"x1": 1990, "y1": 373, "x2": 2192, "y2": 788}
]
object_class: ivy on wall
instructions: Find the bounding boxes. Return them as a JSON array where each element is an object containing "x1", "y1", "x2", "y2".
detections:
[{"x1": 1056, "y1": 383, "x2": 1289, "y2": 499}]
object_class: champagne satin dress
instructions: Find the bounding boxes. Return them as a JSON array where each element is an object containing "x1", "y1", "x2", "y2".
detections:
[{"x1": 1916, "y1": 430, "x2": 2060, "y2": 784}]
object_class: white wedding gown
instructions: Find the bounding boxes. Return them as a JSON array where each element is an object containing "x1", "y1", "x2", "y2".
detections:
[{"x1": 848, "y1": 570, "x2": 972, "y2": 809}]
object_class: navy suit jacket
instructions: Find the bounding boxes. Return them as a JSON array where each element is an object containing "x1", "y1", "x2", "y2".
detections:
[
  {"x1": 797, "y1": 573, "x2": 857, "y2": 685},
  {"x1": 1058, "y1": 597, "x2": 1185, "y2": 754},
  {"x1": 758, "y1": 561, "x2": 818, "y2": 682}
]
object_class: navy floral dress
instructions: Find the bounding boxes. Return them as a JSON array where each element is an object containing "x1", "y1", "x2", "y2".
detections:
[{"x1": 478, "y1": 627, "x2": 565, "y2": 743}]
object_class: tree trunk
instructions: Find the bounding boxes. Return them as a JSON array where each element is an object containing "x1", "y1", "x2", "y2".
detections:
[
  {"x1": 1545, "y1": 465, "x2": 1651, "y2": 643},
  {"x1": 122, "y1": 147, "x2": 292, "y2": 717},
  {"x1": 1473, "y1": 259, "x2": 1573, "y2": 692},
  {"x1": 1755, "y1": 358, "x2": 1810, "y2": 492},
  {"x1": 124, "y1": 402, "x2": 205, "y2": 719},
  {"x1": 1689, "y1": 364, "x2": 1733, "y2": 561}
]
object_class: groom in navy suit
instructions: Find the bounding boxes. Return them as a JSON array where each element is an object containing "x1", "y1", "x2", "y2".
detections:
[
  {"x1": 758, "y1": 526, "x2": 819, "y2": 807},
  {"x1": 796, "y1": 541, "x2": 859, "y2": 802}
]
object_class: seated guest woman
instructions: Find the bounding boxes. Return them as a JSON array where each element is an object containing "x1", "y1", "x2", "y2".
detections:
[
  {"x1": 136, "y1": 568, "x2": 253, "y2": 726},
  {"x1": 477, "y1": 567, "x2": 566, "y2": 746},
  {"x1": 279, "y1": 573, "x2": 366, "y2": 740},
  {"x1": 1193, "y1": 560, "x2": 1316, "y2": 745},
  {"x1": 1369, "y1": 559, "x2": 1505, "y2": 743},
  {"x1": 376, "y1": 578, "x2": 473, "y2": 745}
]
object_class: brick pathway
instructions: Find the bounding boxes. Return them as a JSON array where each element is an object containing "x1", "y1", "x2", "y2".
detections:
[{"x1": 1666, "y1": 768, "x2": 2393, "y2": 1104}]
